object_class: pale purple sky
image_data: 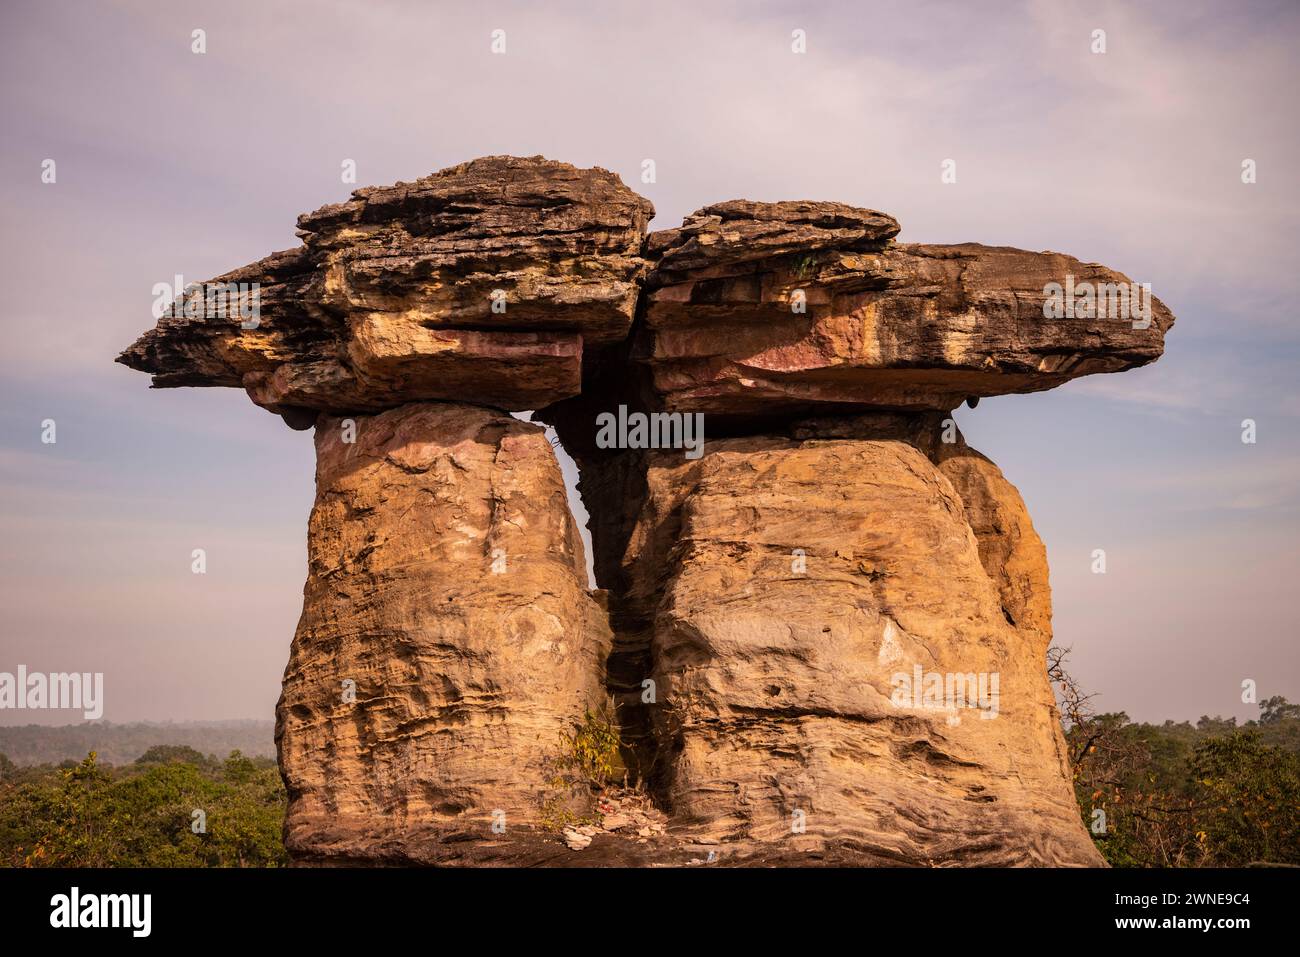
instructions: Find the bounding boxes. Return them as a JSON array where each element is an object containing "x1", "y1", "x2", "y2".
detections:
[{"x1": 1, "y1": 0, "x2": 1297, "y2": 726}]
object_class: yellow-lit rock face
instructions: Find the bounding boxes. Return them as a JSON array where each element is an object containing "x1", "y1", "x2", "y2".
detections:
[
  {"x1": 276, "y1": 403, "x2": 611, "y2": 863},
  {"x1": 585, "y1": 420, "x2": 1099, "y2": 865}
]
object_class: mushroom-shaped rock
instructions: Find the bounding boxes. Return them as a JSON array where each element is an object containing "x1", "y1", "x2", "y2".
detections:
[{"x1": 116, "y1": 156, "x2": 1176, "y2": 867}]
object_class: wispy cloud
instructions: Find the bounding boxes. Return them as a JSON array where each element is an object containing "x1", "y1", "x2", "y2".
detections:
[{"x1": 0, "y1": 0, "x2": 1296, "y2": 723}]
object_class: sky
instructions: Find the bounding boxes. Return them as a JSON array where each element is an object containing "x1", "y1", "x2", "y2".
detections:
[{"x1": 0, "y1": 0, "x2": 1296, "y2": 726}]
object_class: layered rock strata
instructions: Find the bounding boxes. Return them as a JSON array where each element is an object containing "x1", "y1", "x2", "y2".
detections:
[
  {"x1": 639, "y1": 211, "x2": 1172, "y2": 418},
  {"x1": 118, "y1": 155, "x2": 1172, "y2": 866},
  {"x1": 118, "y1": 156, "x2": 654, "y2": 418},
  {"x1": 277, "y1": 402, "x2": 611, "y2": 863},
  {"x1": 545, "y1": 408, "x2": 1096, "y2": 865}
]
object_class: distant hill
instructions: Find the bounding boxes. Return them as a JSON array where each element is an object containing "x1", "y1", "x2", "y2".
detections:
[{"x1": 0, "y1": 720, "x2": 275, "y2": 766}]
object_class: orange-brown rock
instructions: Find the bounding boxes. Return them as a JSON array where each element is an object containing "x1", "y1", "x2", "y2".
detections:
[
  {"x1": 117, "y1": 156, "x2": 654, "y2": 419},
  {"x1": 639, "y1": 203, "x2": 1173, "y2": 417},
  {"x1": 115, "y1": 156, "x2": 1178, "y2": 867},
  {"x1": 276, "y1": 402, "x2": 612, "y2": 863},
  {"x1": 552, "y1": 413, "x2": 1098, "y2": 865}
]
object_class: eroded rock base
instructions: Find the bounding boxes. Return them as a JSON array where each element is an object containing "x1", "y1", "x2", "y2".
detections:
[
  {"x1": 276, "y1": 402, "x2": 611, "y2": 862},
  {"x1": 554, "y1": 411, "x2": 1101, "y2": 866}
]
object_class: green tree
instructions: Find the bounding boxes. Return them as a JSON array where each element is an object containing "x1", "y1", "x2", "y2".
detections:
[
  {"x1": 1189, "y1": 731, "x2": 1300, "y2": 866},
  {"x1": 1259, "y1": 695, "x2": 1300, "y2": 725},
  {"x1": 0, "y1": 747, "x2": 287, "y2": 867},
  {"x1": 135, "y1": 744, "x2": 213, "y2": 767},
  {"x1": 1049, "y1": 646, "x2": 1300, "y2": 868}
]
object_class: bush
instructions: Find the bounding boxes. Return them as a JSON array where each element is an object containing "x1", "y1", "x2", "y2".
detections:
[{"x1": 0, "y1": 749, "x2": 287, "y2": 867}]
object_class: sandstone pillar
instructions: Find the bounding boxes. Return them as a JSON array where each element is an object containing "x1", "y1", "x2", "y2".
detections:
[
  {"x1": 276, "y1": 403, "x2": 611, "y2": 862},
  {"x1": 559, "y1": 414, "x2": 1100, "y2": 865}
]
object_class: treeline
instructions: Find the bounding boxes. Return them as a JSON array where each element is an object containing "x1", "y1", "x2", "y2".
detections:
[
  {"x1": 1051, "y1": 648, "x2": 1300, "y2": 867},
  {"x1": 0, "y1": 720, "x2": 275, "y2": 766},
  {"x1": 2, "y1": 676, "x2": 1296, "y2": 868},
  {"x1": 0, "y1": 747, "x2": 286, "y2": 867}
]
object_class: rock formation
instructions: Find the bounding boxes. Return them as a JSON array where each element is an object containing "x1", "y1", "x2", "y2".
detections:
[
  {"x1": 119, "y1": 155, "x2": 1173, "y2": 866},
  {"x1": 118, "y1": 156, "x2": 653, "y2": 419},
  {"x1": 277, "y1": 403, "x2": 611, "y2": 863},
  {"x1": 639, "y1": 207, "x2": 1170, "y2": 419}
]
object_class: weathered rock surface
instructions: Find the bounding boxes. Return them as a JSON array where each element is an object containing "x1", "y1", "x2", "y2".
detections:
[
  {"x1": 639, "y1": 203, "x2": 1173, "y2": 417},
  {"x1": 645, "y1": 200, "x2": 901, "y2": 273},
  {"x1": 276, "y1": 402, "x2": 612, "y2": 863},
  {"x1": 118, "y1": 156, "x2": 654, "y2": 417},
  {"x1": 118, "y1": 167, "x2": 1171, "y2": 424},
  {"x1": 553, "y1": 413, "x2": 1098, "y2": 865},
  {"x1": 117, "y1": 155, "x2": 1177, "y2": 867}
]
